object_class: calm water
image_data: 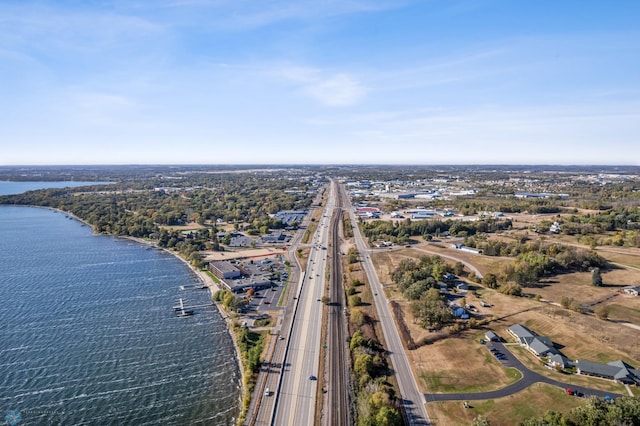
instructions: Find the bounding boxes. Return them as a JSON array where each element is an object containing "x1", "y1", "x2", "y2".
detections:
[
  {"x1": 0, "y1": 182, "x2": 239, "y2": 425},
  {"x1": 0, "y1": 181, "x2": 112, "y2": 195}
]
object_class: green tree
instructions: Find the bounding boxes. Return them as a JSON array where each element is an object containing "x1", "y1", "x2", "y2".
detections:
[
  {"x1": 592, "y1": 267, "x2": 603, "y2": 287},
  {"x1": 374, "y1": 406, "x2": 401, "y2": 426},
  {"x1": 349, "y1": 295, "x2": 362, "y2": 307},
  {"x1": 354, "y1": 353, "x2": 374, "y2": 377},
  {"x1": 482, "y1": 273, "x2": 498, "y2": 289}
]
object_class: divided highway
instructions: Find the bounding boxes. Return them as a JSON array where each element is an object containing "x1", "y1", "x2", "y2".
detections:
[{"x1": 271, "y1": 183, "x2": 337, "y2": 425}]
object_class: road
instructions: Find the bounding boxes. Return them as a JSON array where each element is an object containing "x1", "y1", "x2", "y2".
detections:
[
  {"x1": 425, "y1": 341, "x2": 624, "y2": 402},
  {"x1": 271, "y1": 183, "x2": 337, "y2": 426},
  {"x1": 340, "y1": 183, "x2": 431, "y2": 426},
  {"x1": 248, "y1": 187, "x2": 328, "y2": 426}
]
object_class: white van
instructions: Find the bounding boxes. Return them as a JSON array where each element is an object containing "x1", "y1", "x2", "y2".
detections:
[{"x1": 264, "y1": 388, "x2": 270, "y2": 396}]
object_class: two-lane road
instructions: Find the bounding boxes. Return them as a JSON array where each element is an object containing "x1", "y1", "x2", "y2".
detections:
[{"x1": 341, "y1": 183, "x2": 431, "y2": 425}]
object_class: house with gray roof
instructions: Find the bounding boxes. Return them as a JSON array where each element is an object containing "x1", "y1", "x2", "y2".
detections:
[
  {"x1": 548, "y1": 353, "x2": 571, "y2": 369},
  {"x1": 485, "y1": 331, "x2": 499, "y2": 342},
  {"x1": 623, "y1": 286, "x2": 640, "y2": 296},
  {"x1": 575, "y1": 359, "x2": 640, "y2": 385},
  {"x1": 508, "y1": 324, "x2": 559, "y2": 358}
]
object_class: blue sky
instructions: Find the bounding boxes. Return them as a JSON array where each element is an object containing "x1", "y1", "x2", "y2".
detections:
[{"x1": 1, "y1": 0, "x2": 638, "y2": 165}]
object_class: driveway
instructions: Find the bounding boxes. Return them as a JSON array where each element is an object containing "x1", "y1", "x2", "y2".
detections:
[{"x1": 425, "y1": 341, "x2": 622, "y2": 402}]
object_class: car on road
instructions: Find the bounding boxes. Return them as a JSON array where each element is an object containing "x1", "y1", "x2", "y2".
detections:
[
  {"x1": 566, "y1": 388, "x2": 573, "y2": 395},
  {"x1": 309, "y1": 375, "x2": 317, "y2": 380}
]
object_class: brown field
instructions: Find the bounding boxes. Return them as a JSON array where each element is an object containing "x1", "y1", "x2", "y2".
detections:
[
  {"x1": 427, "y1": 383, "x2": 585, "y2": 426},
  {"x1": 202, "y1": 247, "x2": 286, "y2": 261},
  {"x1": 486, "y1": 291, "x2": 640, "y2": 365},
  {"x1": 603, "y1": 301, "x2": 640, "y2": 325},
  {"x1": 369, "y1": 246, "x2": 640, "y2": 425},
  {"x1": 162, "y1": 222, "x2": 206, "y2": 231},
  {"x1": 533, "y1": 271, "x2": 621, "y2": 305},
  {"x1": 418, "y1": 329, "x2": 522, "y2": 393}
]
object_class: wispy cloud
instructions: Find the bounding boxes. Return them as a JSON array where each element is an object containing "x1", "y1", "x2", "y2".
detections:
[
  {"x1": 276, "y1": 65, "x2": 368, "y2": 106},
  {"x1": 137, "y1": 0, "x2": 408, "y2": 29}
]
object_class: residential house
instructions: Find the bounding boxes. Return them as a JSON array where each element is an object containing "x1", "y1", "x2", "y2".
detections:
[
  {"x1": 485, "y1": 331, "x2": 500, "y2": 342},
  {"x1": 508, "y1": 324, "x2": 559, "y2": 357},
  {"x1": 623, "y1": 286, "x2": 640, "y2": 296},
  {"x1": 575, "y1": 360, "x2": 640, "y2": 385}
]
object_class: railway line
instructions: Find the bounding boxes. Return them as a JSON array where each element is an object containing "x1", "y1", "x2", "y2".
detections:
[{"x1": 325, "y1": 180, "x2": 351, "y2": 426}]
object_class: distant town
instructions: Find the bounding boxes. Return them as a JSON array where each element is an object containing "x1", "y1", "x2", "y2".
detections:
[{"x1": 1, "y1": 164, "x2": 639, "y2": 426}]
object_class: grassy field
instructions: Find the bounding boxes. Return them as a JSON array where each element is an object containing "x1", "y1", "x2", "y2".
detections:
[
  {"x1": 603, "y1": 301, "x2": 640, "y2": 324},
  {"x1": 418, "y1": 330, "x2": 522, "y2": 393},
  {"x1": 427, "y1": 383, "x2": 585, "y2": 426},
  {"x1": 369, "y1": 244, "x2": 640, "y2": 424}
]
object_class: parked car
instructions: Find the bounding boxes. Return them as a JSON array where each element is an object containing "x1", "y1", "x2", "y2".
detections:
[{"x1": 566, "y1": 388, "x2": 573, "y2": 395}]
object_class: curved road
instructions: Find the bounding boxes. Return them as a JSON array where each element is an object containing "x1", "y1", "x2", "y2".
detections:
[{"x1": 425, "y1": 341, "x2": 623, "y2": 402}]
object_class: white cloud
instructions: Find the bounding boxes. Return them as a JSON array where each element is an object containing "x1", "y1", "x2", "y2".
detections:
[
  {"x1": 276, "y1": 65, "x2": 367, "y2": 106},
  {"x1": 303, "y1": 74, "x2": 367, "y2": 106}
]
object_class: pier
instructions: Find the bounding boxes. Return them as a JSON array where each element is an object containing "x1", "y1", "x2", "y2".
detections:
[
  {"x1": 173, "y1": 298, "x2": 194, "y2": 317},
  {"x1": 172, "y1": 297, "x2": 214, "y2": 316}
]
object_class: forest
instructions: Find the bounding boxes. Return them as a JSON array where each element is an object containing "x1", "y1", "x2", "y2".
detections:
[{"x1": 0, "y1": 169, "x2": 320, "y2": 266}]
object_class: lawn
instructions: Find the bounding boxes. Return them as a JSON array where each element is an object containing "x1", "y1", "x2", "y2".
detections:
[
  {"x1": 427, "y1": 383, "x2": 585, "y2": 426},
  {"x1": 417, "y1": 330, "x2": 522, "y2": 394}
]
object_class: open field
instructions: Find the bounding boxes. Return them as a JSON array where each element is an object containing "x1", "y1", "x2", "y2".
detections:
[
  {"x1": 602, "y1": 300, "x2": 640, "y2": 324},
  {"x1": 427, "y1": 383, "x2": 585, "y2": 426},
  {"x1": 162, "y1": 222, "x2": 206, "y2": 231},
  {"x1": 203, "y1": 247, "x2": 286, "y2": 261},
  {"x1": 418, "y1": 329, "x2": 522, "y2": 393},
  {"x1": 369, "y1": 245, "x2": 640, "y2": 425},
  {"x1": 486, "y1": 291, "x2": 640, "y2": 366}
]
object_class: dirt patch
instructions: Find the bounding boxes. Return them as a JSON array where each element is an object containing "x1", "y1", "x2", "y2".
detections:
[
  {"x1": 202, "y1": 247, "x2": 286, "y2": 261},
  {"x1": 162, "y1": 222, "x2": 206, "y2": 231}
]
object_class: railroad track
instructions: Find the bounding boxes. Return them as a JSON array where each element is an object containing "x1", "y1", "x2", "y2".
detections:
[{"x1": 326, "y1": 180, "x2": 351, "y2": 426}]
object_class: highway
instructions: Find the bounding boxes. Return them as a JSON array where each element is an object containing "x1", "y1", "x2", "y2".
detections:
[
  {"x1": 339, "y1": 183, "x2": 432, "y2": 426},
  {"x1": 270, "y1": 182, "x2": 337, "y2": 425},
  {"x1": 248, "y1": 188, "x2": 327, "y2": 426}
]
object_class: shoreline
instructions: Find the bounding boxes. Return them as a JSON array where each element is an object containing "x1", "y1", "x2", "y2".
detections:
[{"x1": 22, "y1": 205, "x2": 246, "y2": 423}]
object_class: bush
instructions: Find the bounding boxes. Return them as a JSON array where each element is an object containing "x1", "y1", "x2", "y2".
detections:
[
  {"x1": 349, "y1": 295, "x2": 362, "y2": 307},
  {"x1": 498, "y1": 283, "x2": 522, "y2": 296}
]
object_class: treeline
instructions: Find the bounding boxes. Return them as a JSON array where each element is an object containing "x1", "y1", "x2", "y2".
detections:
[
  {"x1": 348, "y1": 330, "x2": 402, "y2": 426},
  {"x1": 0, "y1": 172, "x2": 315, "y2": 244},
  {"x1": 452, "y1": 198, "x2": 562, "y2": 216},
  {"x1": 517, "y1": 395, "x2": 640, "y2": 426},
  {"x1": 558, "y1": 206, "x2": 640, "y2": 247},
  {"x1": 473, "y1": 245, "x2": 605, "y2": 299},
  {"x1": 360, "y1": 218, "x2": 512, "y2": 244}
]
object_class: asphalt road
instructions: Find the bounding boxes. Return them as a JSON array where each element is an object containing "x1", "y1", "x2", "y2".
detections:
[
  {"x1": 272, "y1": 183, "x2": 337, "y2": 426},
  {"x1": 344, "y1": 184, "x2": 431, "y2": 426},
  {"x1": 425, "y1": 341, "x2": 623, "y2": 402}
]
